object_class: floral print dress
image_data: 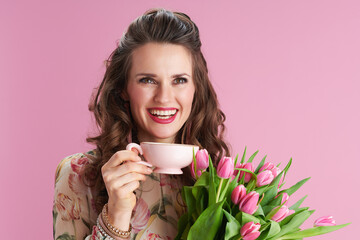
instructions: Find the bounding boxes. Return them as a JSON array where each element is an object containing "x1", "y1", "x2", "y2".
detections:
[{"x1": 53, "y1": 150, "x2": 186, "y2": 240}]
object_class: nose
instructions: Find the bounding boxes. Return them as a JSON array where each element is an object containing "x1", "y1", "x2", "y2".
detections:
[{"x1": 153, "y1": 83, "x2": 173, "y2": 103}]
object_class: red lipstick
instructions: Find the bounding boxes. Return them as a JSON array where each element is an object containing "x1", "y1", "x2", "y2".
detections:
[{"x1": 147, "y1": 107, "x2": 178, "y2": 124}]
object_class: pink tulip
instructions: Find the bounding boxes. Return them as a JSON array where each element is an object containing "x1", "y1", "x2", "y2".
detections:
[
  {"x1": 231, "y1": 185, "x2": 247, "y2": 205},
  {"x1": 259, "y1": 162, "x2": 275, "y2": 173},
  {"x1": 271, "y1": 167, "x2": 284, "y2": 187},
  {"x1": 234, "y1": 162, "x2": 254, "y2": 183},
  {"x1": 275, "y1": 192, "x2": 289, "y2": 205},
  {"x1": 190, "y1": 162, "x2": 203, "y2": 178},
  {"x1": 195, "y1": 149, "x2": 209, "y2": 170},
  {"x1": 240, "y1": 222, "x2": 261, "y2": 240},
  {"x1": 271, "y1": 205, "x2": 295, "y2": 222},
  {"x1": 314, "y1": 216, "x2": 336, "y2": 227},
  {"x1": 190, "y1": 149, "x2": 209, "y2": 178},
  {"x1": 239, "y1": 191, "x2": 259, "y2": 215},
  {"x1": 256, "y1": 170, "x2": 274, "y2": 187},
  {"x1": 217, "y1": 157, "x2": 234, "y2": 179}
]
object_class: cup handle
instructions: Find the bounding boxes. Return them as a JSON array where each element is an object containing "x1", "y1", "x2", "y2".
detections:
[
  {"x1": 126, "y1": 143, "x2": 143, "y2": 155},
  {"x1": 126, "y1": 143, "x2": 153, "y2": 167}
]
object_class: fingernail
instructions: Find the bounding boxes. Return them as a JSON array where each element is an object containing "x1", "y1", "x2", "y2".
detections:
[{"x1": 147, "y1": 168, "x2": 153, "y2": 173}]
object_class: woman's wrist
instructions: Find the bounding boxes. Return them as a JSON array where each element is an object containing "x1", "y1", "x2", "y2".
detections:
[{"x1": 105, "y1": 203, "x2": 132, "y2": 232}]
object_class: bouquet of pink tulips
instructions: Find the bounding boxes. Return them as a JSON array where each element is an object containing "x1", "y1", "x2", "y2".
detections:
[{"x1": 175, "y1": 148, "x2": 350, "y2": 240}]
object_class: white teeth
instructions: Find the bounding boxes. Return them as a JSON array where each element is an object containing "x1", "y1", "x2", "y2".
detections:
[
  {"x1": 149, "y1": 109, "x2": 177, "y2": 116},
  {"x1": 157, "y1": 115, "x2": 172, "y2": 119}
]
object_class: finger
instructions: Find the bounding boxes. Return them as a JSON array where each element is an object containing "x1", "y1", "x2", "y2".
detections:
[
  {"x1": 137, "y1": 161, "x2": 153, "y2": 167},
  {"x1": 106, "y1": 172, "x2": 146, "y2": 194},
  {"x1": 103, "y1": 162, "x2": 152, "y2": 182},
  {"x1": 127, "y1": 146, "x2": 152, "y2": 167},
  {"x1": 106, "y1": 150, "x2": 142, "y2": 168},
  {"x1": 130, "y1": 147, "x2": 140, "y2": 155},
  {"x1": 116, "y1": 162, "x2": 153, "y2": 177}
]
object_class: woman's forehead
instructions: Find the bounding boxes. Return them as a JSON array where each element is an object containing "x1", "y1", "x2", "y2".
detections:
[{"x1": 129, "y1": 43, "x2": 192, "y2": 77}]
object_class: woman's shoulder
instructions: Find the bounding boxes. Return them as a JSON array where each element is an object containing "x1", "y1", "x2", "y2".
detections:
[
  {"x1": 54, "y1": 150, "x2": 97, "y2": 187},
  {"x1": 53, "y1": 150, "x2": 99, "y2": 235}
]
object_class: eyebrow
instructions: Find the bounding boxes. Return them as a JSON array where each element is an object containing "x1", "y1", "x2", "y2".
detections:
[{"x1": 135, "y1": 73, "x2": 191, "y2": 78}]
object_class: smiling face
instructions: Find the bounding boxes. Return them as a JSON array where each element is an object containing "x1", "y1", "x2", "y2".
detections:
[{"x1": 125, "y1": 42, "x2": 195, "y2": 143}]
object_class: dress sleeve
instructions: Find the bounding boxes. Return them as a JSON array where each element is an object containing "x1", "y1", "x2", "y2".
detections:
[{"x1": 53, "y1": 153, "x2": 108, "y2": 240}]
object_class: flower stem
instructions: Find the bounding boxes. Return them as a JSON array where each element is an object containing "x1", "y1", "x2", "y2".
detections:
[
  {"x1": 219, "y1": 178, "x2": 231, "y2": 201},
  {"x1": 216, "y1": 178, "x2": 224, "y2": 202},
  {"x1": 193, "y1": 148, "x2": 198, "y2": 179}
]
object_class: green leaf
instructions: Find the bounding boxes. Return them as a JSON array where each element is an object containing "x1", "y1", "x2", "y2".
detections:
[
  {"x1": 289, "y1": 195, "x2": 307, "y2": 211},
  {"x1": 262, "y1": 205, "x2": 278, "y2": 216},
  {"x1": 254, "y1": 154, "x2": 267, "y2": 173},
  {"x1": 267, "y1": 220, "x2": 281, "y2": 238},
  {"x1": 256, "y1": 222, "x2": 271, "y2": 240},
  {"x1": 266, "y1": 196, "x2": 282, "y2": 208},
  {"x1": 224, "y1": 175, "x2": 240, "y2": 204},
  {"x1": 282, "y1": 158, "x2": 293, "y2": 181},
  {"x1": 229, "y1": 234, "x2": 242, "y2": 240},
  {"x1": 193, "y1": 187, "x2": 208, "y2": 215},
  {"x1": 194, "y1": 172, "x2": 209, "y2": 187},
  {"x1": 223, "y1": 210, "x2": 241, "y2": 240},
  {"x1": 175, "y1": 213, "x2": 189, "y2": 240},
  {"x1": 255, "y1": 185, "x2": 271, "y2": 196},
  {"x1": 245, "y1": 178, "x2": 257, "y2": 193},
  {"x1": 191, "y1": 186, "x2": 201, "y2": 200},
  {"x1": 265, "y1": 205, "x2": 282, "y2": 221},
  {"x1": 281, "y1": 177, "x2": 311, "y2": 196},
  {"x1": 278, "y1": 223, "x2": 351, "y2": 239},
  {"x1": 280, "y1": 208, "x2": 310, "y2": 227},
  {"x1": 219, "y1": 178, "x2": 230, "y2": 201},
  {"x1": 253, "y1": 204, "x2": 265, "y2": 217},
  {"x1": 260, "y1": 158, "x2": 290, "y2": 206},
  {"x1": 208, "y1": 155, "x2": 217, "y2": 206},
  {"x1": 187, "y1": 201, "x2": 225, "y2": 240},
  {"x1": 247, "y1": 150, "x2": 259, "y2": 163},
  {"x1": 233, "y1": 154, "x2": 239, "y2": 167},
  {"x1": 240, "y1": 146, "x2": 247, "y2": 164},
  {"x1": 235, "y1": 168, "x2": 258, "y2": 183},
  {"x1": 231, "y1": 204, "x2": 240, "y2": 217},
  {"x1": 260, "y1": 184, "x2": 278, "y2": 207},
  {"x1": 267, "y1": 210, "x2": 313, "y2": 240},
  {"x1": 180, "y1": 223, "x2": 191, "y2": 240},
  {"x1": 183, "y1": 186, "x2": 197, "y2": 221},
  {"x1": 235, "y1": 212, "x2": 260, "y2": 225}
]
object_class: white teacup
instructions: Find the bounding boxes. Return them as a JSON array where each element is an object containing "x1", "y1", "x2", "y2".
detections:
[{"x1": 126, "y1": 142, "x2": 199, "y2": 174}]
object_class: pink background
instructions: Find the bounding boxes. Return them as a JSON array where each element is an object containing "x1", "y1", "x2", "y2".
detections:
[{"x1": 1, "y1": 0, "x2": 359, "y2": 239}]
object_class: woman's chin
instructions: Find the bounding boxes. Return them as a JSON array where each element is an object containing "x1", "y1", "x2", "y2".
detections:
[{"x1": 147, "y1": 132, "x2": 177, "y2": 143}]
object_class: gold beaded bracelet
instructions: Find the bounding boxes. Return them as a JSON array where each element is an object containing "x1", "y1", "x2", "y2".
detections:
[{"x1": 101, "y1": 203, "x2": 132, "y2": 239}]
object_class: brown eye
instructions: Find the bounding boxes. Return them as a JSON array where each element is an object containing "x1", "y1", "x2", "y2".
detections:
[
  {"x1": 139, "y1": 78, "x2": 156, "y2": 84},
  {"x1": 174, "y1": 78, "x2": 187, "y2": 84}
]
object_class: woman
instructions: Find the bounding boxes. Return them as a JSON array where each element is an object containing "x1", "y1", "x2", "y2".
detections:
[{"x1": 53, "y1": 8, "x2": 230, "y2": 240}]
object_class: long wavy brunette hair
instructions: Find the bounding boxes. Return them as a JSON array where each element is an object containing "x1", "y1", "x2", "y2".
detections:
[{"x1": 83, "y1": 8, "x2": 230, "y2": 213}]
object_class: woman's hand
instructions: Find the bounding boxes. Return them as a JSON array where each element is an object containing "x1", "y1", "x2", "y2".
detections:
[{"x1": 101, "y1": 150, "x2": 153, "y2": 230}]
